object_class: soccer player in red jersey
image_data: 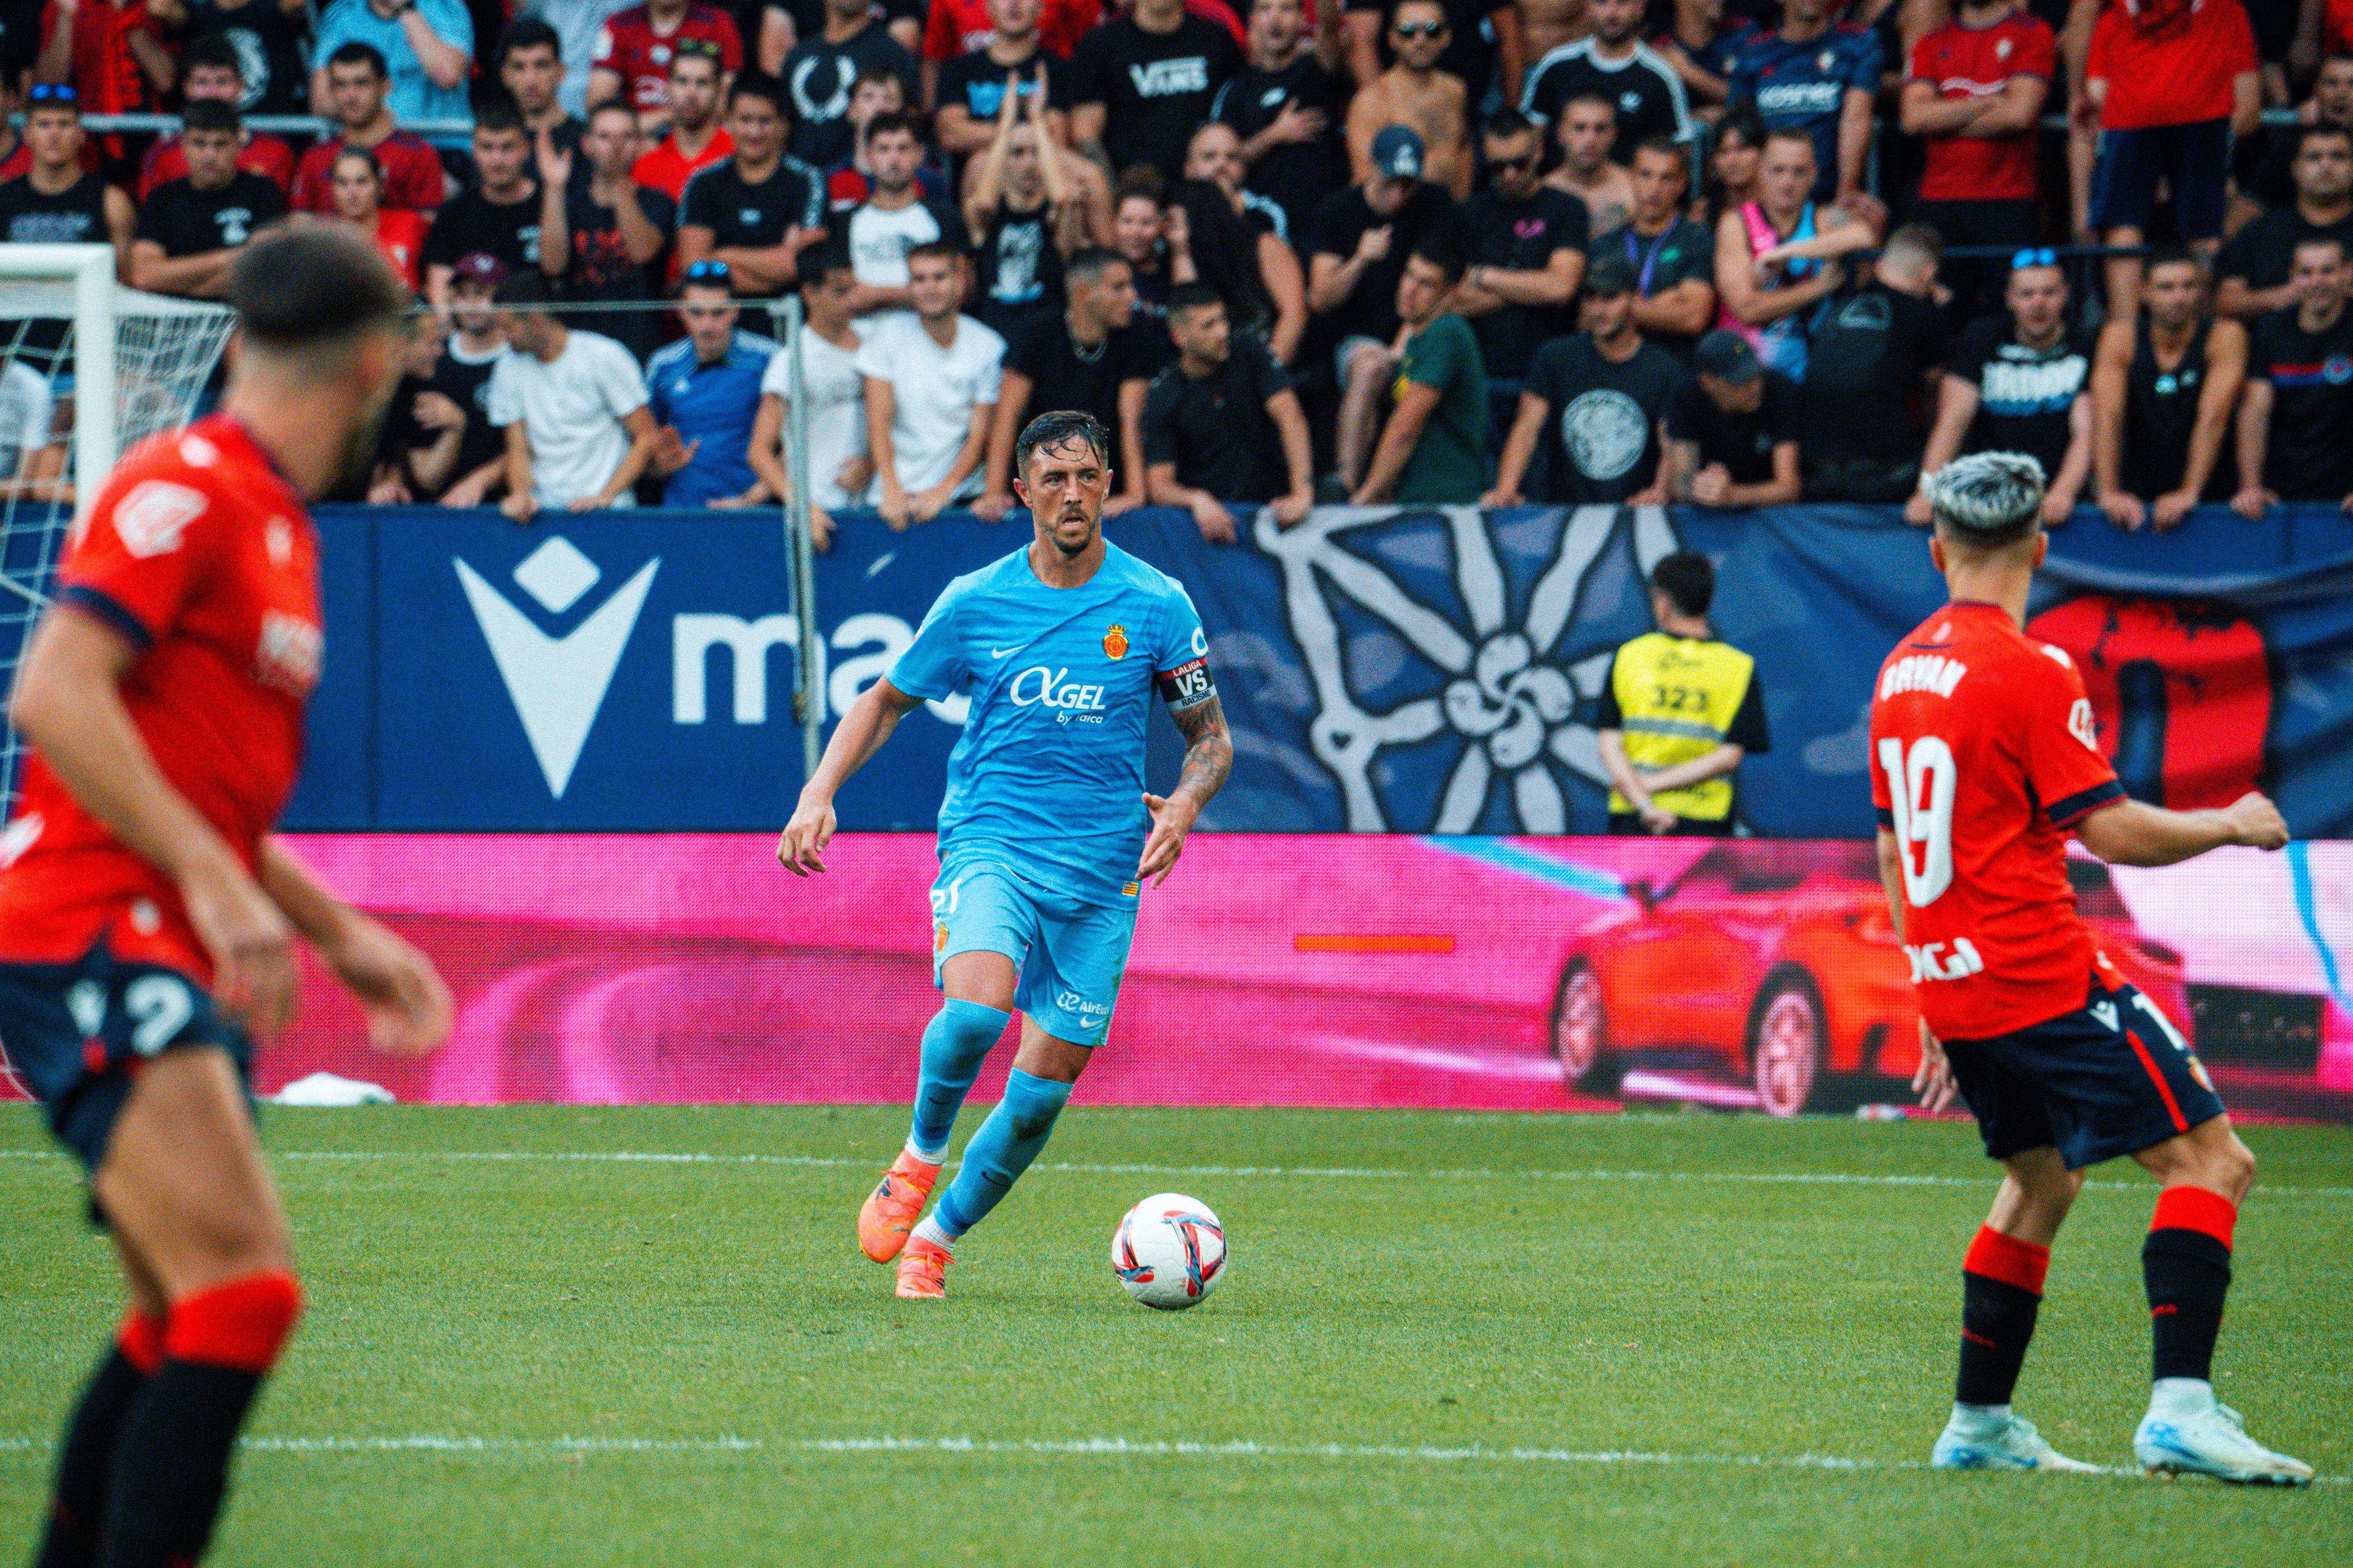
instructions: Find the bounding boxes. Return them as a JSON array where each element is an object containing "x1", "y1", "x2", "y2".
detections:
[
  {"x1": 0, "y1": 224, "x2": 454, "y2": 1566},
  {"x1": 1872, "y1": 451, "x2": 2309, "y2": 1485}
]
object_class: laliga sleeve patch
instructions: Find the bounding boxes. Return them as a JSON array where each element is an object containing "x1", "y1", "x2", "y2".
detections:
[
  {"x1": 1156, "y1": 655, "x2": 1216, "y2": 708},
  {"x1": 109, "y1": 481, "x2": 209, "y2": 559}
]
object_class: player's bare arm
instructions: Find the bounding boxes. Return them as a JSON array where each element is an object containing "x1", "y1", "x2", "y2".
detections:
[
  {"x1": 2074, "y1": 793, "x2": 2290, "y2": 866},
  {"x1": 777, "y1": 677, "x2": 926, "y2": 875},
  {"x1": 1137, "y1": 690, "x2": 1231, "y2": 887},
  {"x1": 10, "y1": 606, "x2": 297, "y2": 1034},
  {"x1": 257, "y1": 841, "x2": 453, "y2": 1053}
]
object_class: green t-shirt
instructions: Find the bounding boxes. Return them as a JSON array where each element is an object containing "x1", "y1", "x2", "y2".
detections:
[{"x1": 1393, "y1": 312, "x2": 1492, "y2": 505}]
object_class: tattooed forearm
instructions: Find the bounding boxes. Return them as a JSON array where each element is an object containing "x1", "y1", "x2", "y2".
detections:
[{"x1": 1169, "y1": 693, "x2": 1232, "y2": 809}]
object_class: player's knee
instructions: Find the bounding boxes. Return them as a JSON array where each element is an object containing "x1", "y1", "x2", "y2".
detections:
[
  {"x1": 163, "y1": 1269, "x2": 304, "y2": 1374},
  {"x1": 2210, "y1": 1134, "x2": 2256, "y2": 1203}
]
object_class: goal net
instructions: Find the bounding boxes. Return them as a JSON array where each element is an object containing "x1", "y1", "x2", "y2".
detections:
[{"x1": 0, "y1": 245, "x2": 234, "y2": 811}]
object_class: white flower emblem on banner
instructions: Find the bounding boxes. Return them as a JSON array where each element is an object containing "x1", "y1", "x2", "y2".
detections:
[{"x1": 1255, "y1": 505, "x2": 1682, "y2": 832}]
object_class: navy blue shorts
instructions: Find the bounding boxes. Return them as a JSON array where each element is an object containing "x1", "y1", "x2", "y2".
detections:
[
  {"x1": 2090, "y1": 119, "x2": 2232, "y2": 239},
  {"x1": 0, "y1": 942, "x2": 252, "y2": 1174},
  {"x1": 1943, "y1": 977, "x2": 2226, "y2": 1171}
]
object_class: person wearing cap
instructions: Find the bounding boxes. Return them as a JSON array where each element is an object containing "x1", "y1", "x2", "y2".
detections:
[
  {"x1": 1343, "y1": 0, "x2": 1471, "y2": 200},
  {"x1": 1351, "y1": 238, "x2": 1490, "y2": 506},
  {"x1": 428, "y1": 253, "x2": 515, "y2": 508},
  {"x1": 1453, "y1": 107, "x2": 1587, "y2": 381},
  {"x1": 1485, "y1": 251, "x2": 1682, "y2": 507},
  {"x1": 1594, "y1": 548, "x2": 1768, "y2": 835},
  {"x1": 1665, "y1": 327, "x2": 1800, "y2": 508},
  {"x1": 1311, "y1": 121, "x2": 1463, "y2": 494}
]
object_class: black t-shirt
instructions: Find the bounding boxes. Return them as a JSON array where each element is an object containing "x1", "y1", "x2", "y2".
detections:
[
  {"x1": 938, "y1": 47, "x2": 1071, "y2": 124},
  {"x1": 679, "y1": 154, "x2": 829, "y2": 249},
  {"x1": 133, "y1": 171, "x2": 284, "y2": 257},
  {"x1": 1945, "y1": 316, "x2": 2091, "y2": 480},
  {"x1": 1799, "y1": 283, "x2": 1947, "y2": 463},
  {"x1": 1345, "y1": 0, "x2": 1503, "y2": 102},
  {"x1": 973, "y1": 192, "x2": 1067, "y2": 339},
  {"x1": 2214, "y1": 205, "x2": 2353, "y2": 297},
  {"x1": 1523, "y1": 334, "x2": 1682, "y2": 503},
  {"x1": 1212, "y1": 56, "x2": 1348, "y2": 254},
  {"x1": 1002, "y1": 313, "x2": 1156, "y2": 435},
  {"x1": 1594, "y1": 217, "x2": 1714, "y2": 357},
  {"x1": 0, "y1": 171, "x2": 109, "y2": 245},
  {"x1": 2250, "y1": 305, "x2": 2353, "y2": 500},
  {"x1": 1310, "y1": 182, "x2": 1464, "y2": 342},
  {"x1": 1666, "y1": 370, "x2": 1799, "y2": 483},
  {"x1": 782, "y1": 24, "x2": 921, "y2": 169},
  {"x1": 1460, "y1": 185, "x2": 1588, "y2": 377},
  {"x1": 186, "y1": 0, "x2": 312, "y2": 115},
  {"x1": 560, "y1": 183, "x2": 677, "y2": 357},
  {"x1": 1068, "y1": 15, "x2": 1241, "y2": 182},
  {"x1": 428, "y1": 340, "x2": 506, "y2": 491},
  {"x1": 424, "y1": 185, "x2": 545, "y2": 277},
  {"x1": 1522, "y1": 42, "x2": 1691, "y2": 163},
  {"x1": 1141, "y1": 331, "x2": 1291, "y2": 501}
]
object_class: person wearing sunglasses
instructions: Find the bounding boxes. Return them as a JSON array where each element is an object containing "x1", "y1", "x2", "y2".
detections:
[
  {"x1": 1344, "y1": 0, "x2": 1471, "y2": 199},
  {"x1": 1453, "y1": 107, "x2": 1586, "y2": 378}
]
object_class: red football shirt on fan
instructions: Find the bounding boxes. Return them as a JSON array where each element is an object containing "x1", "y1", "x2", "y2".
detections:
[
  {"x1": 0, "y1": 417, "x2": 323, "y2": 985},
  {"x1": 371, "y1": 208, "x2": 429, "y2": 290},
  {"x1": 594, "y1": 3, "x2": 744, "y2": 114},
  {"x1": 2085, "y1": 0, "x2": 2256, "y2": 130},
  {"x1": 1909, "y1": 10, "x2": 2055, "y2": 202},
  {"x1": 290, "y1": 132, "x2": 446, "y2": 215},
  {"x1": 923, "y1": 0, "x2": 1106, "y2": 59},
  {"x1": 632, "y1": 126, "x2": 734, "y2": 201},
  {"x1": 136, "y1": 132, "x2": 298, "y2": 201},
  {"x1": 45, "y1": 0, "x2": 163, "y2": 115},
  {"x1": 0, "y1": 136, "x2": 99, "y2": 182},
  {"x1": 1869, "y1": 601, "x2": 2127, "y2": 1042}
]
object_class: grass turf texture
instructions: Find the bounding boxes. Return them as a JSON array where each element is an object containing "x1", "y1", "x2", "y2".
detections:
[{"x1": 1, "y1": 1105, "x2": 2347, "y2": 1566}]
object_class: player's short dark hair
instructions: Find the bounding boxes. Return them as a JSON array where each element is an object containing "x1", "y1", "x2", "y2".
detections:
[
  {"x1": 493, "y1": 268, "x2": 555, "y2": 309},
  {"x1": 326, "y1": 40, "x2": 390, "y2": 79},
  {"x1": 1929, "y1": 451, "x2": 2046, "y2": 547},
  {"x1": 1649, "y1": 551, "x2": 1714, "y2": 618},
  {"x1": 864, "y1": 110, "x2": 922, "y2": 144},
  {"x1": 495, "y1": 15, "x2": 562, "y2": 63},
  {"x1": 228, "y1": 222, "x2": 410, "y2": 353},
  {"x1": 1015, "y1": 409, "x2": 1111, "y2": 474},
  {"x1": 727, "y1": 72, "x2": 790, "y2": 119},
  {"x1": 1065, "y1": 247, "x2": 1126, "y2": 288},
  {"x1": 1481, "y1": 106, "x2": 1536, "y2": 143},
  {"x1": 906, "y1": 239, "x2": 962, "y2": 270},
  {"x1": 1632, "y1": 134, "x2": 1687, "y2": 175},
  {"x1": 1408, "y1": 237, "x2": 1465, "y2": 286},
  {"x1": 472, "y1": 96, "x2": 529, "y2": 140},
  {"x1": 1169, "y1": 282, "x2": 1223, "y2": 317},
  {"x1": 182, "y1": 99, "x2": 240, "y2": 137},
  {"x1": 181, "y1": 32, "x2": 244, "y2": 79}
]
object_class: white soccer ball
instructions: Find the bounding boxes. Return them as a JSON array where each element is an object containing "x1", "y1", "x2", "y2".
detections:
[{"x1": 1111, "y1": 1193, "x2": 1227, "y2": 1311}]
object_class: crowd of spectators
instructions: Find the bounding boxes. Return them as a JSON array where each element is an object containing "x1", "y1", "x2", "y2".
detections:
[{"x1": 3, "y1": 0, "x2": 2353, "y2": 529}]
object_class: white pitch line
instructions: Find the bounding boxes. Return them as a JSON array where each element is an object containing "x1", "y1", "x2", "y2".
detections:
[
  {"x1": 0, "y1": 1146, "x2": 2348, "y2": 1196},
  {"x1": 0, "y1": 1432, "x2": 2341, "y2": 1485}
]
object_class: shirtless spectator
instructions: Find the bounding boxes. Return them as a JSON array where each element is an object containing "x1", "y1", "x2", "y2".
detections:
[
  {"x1": 1545, "y1": 92, "x2": 1635, "y2": 236},
  {"x1": 1343, "y1": 0, "x2": 1521, "y2": 107},
  {"x1": 1516, "y1": 0, "x2": 1583, "y2": 70},
  {"x1": 1346, "y1": 0, "x2": 1472, "y2": 200}
]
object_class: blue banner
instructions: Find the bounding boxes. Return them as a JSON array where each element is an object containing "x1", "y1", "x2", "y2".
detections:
[{"x1": 275, "y1": 503, "x2": 2353, "y2": 837}]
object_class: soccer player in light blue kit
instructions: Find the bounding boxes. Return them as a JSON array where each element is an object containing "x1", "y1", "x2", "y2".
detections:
[{"x1": 777, "y1": 409, "x2": 1232, "y2": 1299}]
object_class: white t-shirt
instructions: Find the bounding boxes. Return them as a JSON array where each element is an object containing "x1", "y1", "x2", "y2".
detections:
[
  {"x1": 0, "y1": 361, "x2": 55, "y2": 481},
  {"x1": 846, "y1": 198, "x2": 957, "y2": 291},
  {"x1": 759, "y1": 329, "x2": 870, "y2": 509},
  {"x1": 853, "y1": 312, "x2": 1004, "y2": 498},
  {"x1": 485, "y1": 329, "x2": 648, "y2": 508}
]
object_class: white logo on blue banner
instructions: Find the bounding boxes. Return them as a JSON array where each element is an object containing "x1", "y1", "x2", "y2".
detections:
[
  {"x1": 455, "y1": 537, "x2": 661, "y2": 799},
  {"x1": 1254, "y1": 505, "x2": 1681, "y2": 831}
]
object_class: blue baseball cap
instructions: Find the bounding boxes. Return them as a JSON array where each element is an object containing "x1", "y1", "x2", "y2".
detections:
[{"x1": 1371, "y1": 124, "x2": 1425, "y2": 182}]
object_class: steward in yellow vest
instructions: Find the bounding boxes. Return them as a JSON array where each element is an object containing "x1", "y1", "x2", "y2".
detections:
[{"x1": 1594, "y1": 551, "x2": 1770, "y2": 834}]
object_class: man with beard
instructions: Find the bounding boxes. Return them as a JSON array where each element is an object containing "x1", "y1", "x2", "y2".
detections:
[
  {"x1": 977, "y1": 248, "x2": 1154, "y2": 520},
  {"x1": 631, "y1": 42, "x2": 735, "y2": 200},
  {"x1": 1345, "y1": 0, "x2": 1473, "y2": 197},
  {"x1": 1214, "y1": 0, "x2": 1346, "y2": 251},
  {"x1": 1455, "y1": 106, "x2": 1585, "y2": 377},
  {"x1": 1486, "y1": 251, "x2": 1680, "y2": 506},
  {"x1": 2092, "y1": 244, "x2": 2245, "y2": 531}
]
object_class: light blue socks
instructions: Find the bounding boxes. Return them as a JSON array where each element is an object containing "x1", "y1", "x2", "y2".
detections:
[
  {"x1": 907, "y1": 999, "x2": 1009, "y2": 1162},
  {"x1": 926, "y1": 1069, "x2": 1074, "y2": 1242}
]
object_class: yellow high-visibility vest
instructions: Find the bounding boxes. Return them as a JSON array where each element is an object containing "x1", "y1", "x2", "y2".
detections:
[{"x1": 1606, "y1": 632, "x2": 1756, "y2": 822}]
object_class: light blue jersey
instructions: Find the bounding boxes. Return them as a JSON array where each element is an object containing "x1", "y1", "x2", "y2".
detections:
[{"x1": 887, "y1": 542, "x2": 1213, "y2": 909}]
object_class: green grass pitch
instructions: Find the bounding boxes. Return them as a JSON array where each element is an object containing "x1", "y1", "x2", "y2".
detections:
[{"x1": 2, "y1": 1104, "x2": 2347, "y2": 1566}]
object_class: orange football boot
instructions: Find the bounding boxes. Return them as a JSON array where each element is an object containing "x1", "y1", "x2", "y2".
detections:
[
  {"x1": 895, "y1": 1236, "x2": 953, "y2": 1299},
  {"x1": 857, "y1": 1151, "x2": 940, "y2": 1263}
]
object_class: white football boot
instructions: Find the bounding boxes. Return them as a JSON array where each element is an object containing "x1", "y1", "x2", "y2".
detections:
[
  {"x1": 1930, "y1": 1406, "x2": 2102, "y2": 1473},
  {"x1": 2134, "y1": 1380, "x2": 2314, "y2": 1486}
]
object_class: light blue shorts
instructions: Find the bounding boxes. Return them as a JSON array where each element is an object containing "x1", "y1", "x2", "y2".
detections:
[{"x1": 929, "y1": 865, "x2": 1139, "y2": 1047}]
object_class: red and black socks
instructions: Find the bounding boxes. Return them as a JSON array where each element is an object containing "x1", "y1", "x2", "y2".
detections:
[
  {"x1": 2144, "y1": 1186, "x2": 2235, "y2": 1384},
  {"x1": 96, "y1": 1271, "x2": 303, "y2": 1568},
  {"x1": 34, "y1": 1313, "x2": 164, "y2": 1568},
  {"x1": 1956, "y1": 1225, "x2": 2049, "y2": 1408}
]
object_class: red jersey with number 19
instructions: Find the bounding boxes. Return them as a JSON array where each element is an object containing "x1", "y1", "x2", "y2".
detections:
[
  {"x1": 1869, "y1": 600, "x2": 2126, "y2": 1042},
  {"x1": 0, "y1": 416, "x2": 322, "y2": 985}
]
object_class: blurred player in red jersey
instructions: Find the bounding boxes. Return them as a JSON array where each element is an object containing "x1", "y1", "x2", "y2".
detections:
[
  {"x1": 1872, "y1": 451, "x2": 2309, "y2": 1486},
  {"x1": 0, "y1": 223, "x2": 453, "y2": 1567}
]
